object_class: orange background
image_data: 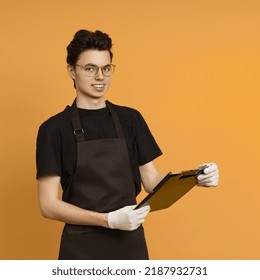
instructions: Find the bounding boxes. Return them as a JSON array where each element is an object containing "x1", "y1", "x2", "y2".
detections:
[{"x1": 1, "y1": 0, "x2": 260, "y2": 259}]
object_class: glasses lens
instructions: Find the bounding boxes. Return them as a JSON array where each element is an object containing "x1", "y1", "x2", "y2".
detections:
[
  {"x1": 102, "y1": 65, "x2": 115, "y2": 77},
  {"x1": 83, "y1": 65, "x2": 98, "y2": 77},
  {"x1": 81, "y1": 64, "x2": 115, "y2": 77}
]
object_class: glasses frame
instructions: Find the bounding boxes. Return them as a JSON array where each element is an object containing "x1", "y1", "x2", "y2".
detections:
[{"x1": 75, "y1": 63, "x2": 116, "y2": 77}]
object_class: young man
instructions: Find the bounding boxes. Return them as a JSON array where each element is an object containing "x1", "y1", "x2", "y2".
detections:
[{"x1": 36, "y1": 30, "x2": 219, "y2": 260}]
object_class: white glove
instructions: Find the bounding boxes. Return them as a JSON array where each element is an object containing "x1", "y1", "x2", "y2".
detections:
[
  {"x1": 108, "y1": 205, "x2": 150, "y2": 231},
  {"x1": 197, "y1": 162, "x2": 219, "y2": 187}
]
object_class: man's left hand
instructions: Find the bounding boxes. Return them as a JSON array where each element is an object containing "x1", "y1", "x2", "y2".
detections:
[{"x1": 197, "y1": 162, "x2": 219, "y2": 187}]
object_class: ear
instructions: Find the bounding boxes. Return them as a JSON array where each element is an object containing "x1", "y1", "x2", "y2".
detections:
[{"x1": 67, "y1": 65, "x2": 76, "y2": 79}]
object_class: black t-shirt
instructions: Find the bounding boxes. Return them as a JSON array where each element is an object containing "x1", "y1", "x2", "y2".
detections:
[{"x1": 36, "y1": 101, "x2": 162, "y2": 195}]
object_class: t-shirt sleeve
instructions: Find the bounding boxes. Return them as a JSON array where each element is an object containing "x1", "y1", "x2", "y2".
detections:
[
  {"x1": 134, "y1": 111, "x2": 163, "y2": 166},
  {"x1": 36, "y1": 122, "x2": 62, "y2": 179}
]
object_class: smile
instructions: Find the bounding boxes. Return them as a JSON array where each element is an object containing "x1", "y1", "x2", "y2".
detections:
[{"x1": 92, "y1": 84, "x2": 105, "y2": 89}]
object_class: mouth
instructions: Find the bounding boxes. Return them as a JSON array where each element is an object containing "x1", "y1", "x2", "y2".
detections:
[{"x1": 92, "y1": 84, "x2": 106, "y2": 90}]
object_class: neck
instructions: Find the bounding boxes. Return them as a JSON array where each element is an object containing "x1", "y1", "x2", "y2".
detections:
[{"x1": 76, "y1": 95, "x2": 106, "y2": 109}]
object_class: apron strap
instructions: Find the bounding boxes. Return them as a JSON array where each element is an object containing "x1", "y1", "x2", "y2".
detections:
[
  {"x1": 70, "y1": 99, "x2": 85, "y2": 143},
  {"x1": 70, "y1": 99, "x2": 125, "y2": 143},
  {"x1": 106, "y1": 100, "x2": 124, "y2": 139}
]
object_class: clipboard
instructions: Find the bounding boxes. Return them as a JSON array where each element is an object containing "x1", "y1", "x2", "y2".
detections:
[{"x1": 135, "y1": 168, "x2": 205, "y2": 212}]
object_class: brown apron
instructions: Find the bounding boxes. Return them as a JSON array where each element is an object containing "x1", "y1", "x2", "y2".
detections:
[{"x1": 58, "y1": 100, "x2": 149, "y2": 260}]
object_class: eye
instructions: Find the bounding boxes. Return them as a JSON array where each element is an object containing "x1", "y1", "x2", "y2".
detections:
[
  {"x1": 84, "y1": 65, "x2": 96, "y2": 72},
  {"x1": 103, "y1": 65, "x2": 111, "y2": 72}
]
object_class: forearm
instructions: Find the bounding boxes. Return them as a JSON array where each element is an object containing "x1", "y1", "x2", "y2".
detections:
[
  {"x1": 38, "y1": 176, "x2": 108, "y2": 228},
  {"x1": 143, "y1": 172, "x2": 165, "y2": 193},
  {"x1": 139, "y1": 162, "x2": 166, "y2": 193},
  {"x1": 40, "y1": 198, "x2": 108, "y2": 227}
]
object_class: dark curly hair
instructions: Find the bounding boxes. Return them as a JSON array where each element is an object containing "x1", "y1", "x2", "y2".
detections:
[{"x1": 66, "y1": 29, "x2": 113, "y2": 65}]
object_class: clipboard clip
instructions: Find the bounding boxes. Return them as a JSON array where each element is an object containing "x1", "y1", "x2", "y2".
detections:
[{"x1": 181, "y1": 165, "x2": 208, "y2": 178}]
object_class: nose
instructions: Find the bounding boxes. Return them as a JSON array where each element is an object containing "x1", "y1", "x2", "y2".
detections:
[{"x1": 95, "y1": 68, "x2": 104, "y2": 80}]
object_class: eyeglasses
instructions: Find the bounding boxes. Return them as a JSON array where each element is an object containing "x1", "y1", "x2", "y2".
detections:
[{"x1": 75, "y1": 63, "x2": 116, "y2": 77}]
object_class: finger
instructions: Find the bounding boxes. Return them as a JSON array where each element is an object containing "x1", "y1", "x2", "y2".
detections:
[
  {"x1": 198, "y1": 173, "x2": 218, "y2": 183},
  {"x1": 123, "y1": 205, "x2": 137, "y2": 211},
  {"x1": 135, "y1": 218, "x2": 145, "y2": 224},
  {"x1": 203, "y1": 163, "x2": 218, "y2": 174},
  {"x1": 198, "y1": 180, "x2": 218, "y2": 187},
  {"x1": 129, "y1": 224, "x2": 140, "y2": 231},
  {"x1": 135, "y1": 206, "x2": 150, "y2": 216},
  {"x1": 198, "y1": 163, "x2": 215, "y2": 171},
  {"x1": 136, "y1": 209, "x2": 150, "y2": 220},
  {"x1": 198, "y1": 179, "x2": 218, "y2": 186},
  {"x1": 134, "y1": 205, "x2": 150, "y2": 214},
  {"x1": 197, "y1": 176, "x2": 218, "y2": 186},
  {"x1": 139, "y1": 210, "x2": 150, "y2": 218},
  {"x1": 197, "y1": 170, "x2": 218, "y2": 180}
]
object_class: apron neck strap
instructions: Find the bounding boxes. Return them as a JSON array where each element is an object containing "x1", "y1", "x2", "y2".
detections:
[
  {"x1": 70, "y1": 99, "x2": 124, "y2": 143},
  {"x1": 106, "y1": 100, "x2": 124, "y2": 139},
  {"x1": 71, "y1": 99, "x2": 85, "y2": 143}
]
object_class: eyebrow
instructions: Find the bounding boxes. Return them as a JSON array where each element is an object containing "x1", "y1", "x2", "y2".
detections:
[{"x1": 84, "y1": 63, "x2": 111, "y2": 67}]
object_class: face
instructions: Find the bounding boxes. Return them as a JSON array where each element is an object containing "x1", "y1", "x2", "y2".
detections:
[{"x1": 68, "y1": 50, "x2": 112, "y2": 102}]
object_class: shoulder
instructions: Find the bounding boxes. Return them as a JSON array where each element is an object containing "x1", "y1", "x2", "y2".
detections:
[
  {"x1": 37, "y1": 106, "x2": 72, "y2": 141},
  {"x1": 38, "y1": 106, "x2": 71, "y2": 132},
  {"x1": 107, "y1": 101, "x2": 143, "y2": 122}
]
